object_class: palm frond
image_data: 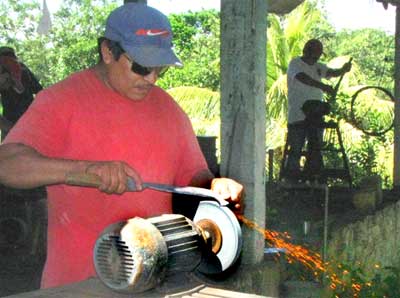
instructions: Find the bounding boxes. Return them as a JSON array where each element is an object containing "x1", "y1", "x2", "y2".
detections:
[
  {"x1": 167, "y1": 86, "x2": 220, "y2": 120},
  {"x1": 167, "y1": 86, "x2": 220, "y2": 137},
  {"x1": 267, "y1": 74, "x2": 288, "y2": 120}
]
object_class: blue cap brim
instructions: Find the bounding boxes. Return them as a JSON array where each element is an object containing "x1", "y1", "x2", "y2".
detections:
[{"x1": 122, "y1": 44, "x2": 183, "y2": 68}]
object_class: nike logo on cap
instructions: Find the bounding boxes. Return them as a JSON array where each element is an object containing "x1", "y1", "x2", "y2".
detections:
[{"x1": 136, "y1": 29, "x2": 170, "y2": 37}]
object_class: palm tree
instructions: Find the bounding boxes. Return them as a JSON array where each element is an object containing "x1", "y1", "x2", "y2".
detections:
[
  {"x1": 167, "y1": 1, "x2": 394, "y2": 186},
  {"x1": 167, "y1": 86, "x2": 220, "y2": 137}
]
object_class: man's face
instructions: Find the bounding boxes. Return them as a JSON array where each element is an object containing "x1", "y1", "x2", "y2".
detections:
[
  {"x1": 104, "y1": 49, "x2": 162, "y2": 100},
  {"x1": 303, "y1": 42, "x2": 323, "y2": 64}
]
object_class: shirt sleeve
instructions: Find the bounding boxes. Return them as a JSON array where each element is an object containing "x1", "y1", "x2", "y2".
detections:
[
  {"x1": 287, "y1": 58, "x2": 302, "y2": 81},
  {"x1": 317, "y1": 62, "x2": 328, "y2": 78},
  {"x1": 4, "y1": 86, "x2": 73, "y2": 157}
]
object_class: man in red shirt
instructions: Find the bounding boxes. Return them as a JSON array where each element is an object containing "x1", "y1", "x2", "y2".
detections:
[{"x1": 0, "y1": 4, "x2": 242, "y2": 289}]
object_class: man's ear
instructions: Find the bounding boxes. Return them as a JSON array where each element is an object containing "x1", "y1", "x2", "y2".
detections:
[{"x1": 100, "y1": 41, "x2": 113, "y2": 64}]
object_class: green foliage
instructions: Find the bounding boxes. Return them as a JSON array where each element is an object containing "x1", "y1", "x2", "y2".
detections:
[
  {"x1": 0, "y1": 1, "x2": 41, "y2": 43},
  {"x1": 158, "y1": 10, "x2": 220, "y2": 91},
  {"x1": 327, "y1": 263, "x2": 400, "y2": 298},
  {"x1": 326, "y1": 29, "x2": 394, "y2": 90},
  {"x1": 46, "y1": 0, "x2": 117, "y2": 84},
  {"x1": 167, "y1": 86, "x2": 220, "y2": 137},
  {"x1": 0, "y1": 0, "x2": 118, "y2": 87}
]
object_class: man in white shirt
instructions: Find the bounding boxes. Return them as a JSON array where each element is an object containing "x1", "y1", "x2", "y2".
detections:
[{"x1": 283, "y1": 39, "x2": 351, "y2": 182}]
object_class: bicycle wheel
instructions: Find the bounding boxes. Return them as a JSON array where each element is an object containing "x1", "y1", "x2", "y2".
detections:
[{"x1": 350, "y1": 86, "x2": 394, "y2": 136}]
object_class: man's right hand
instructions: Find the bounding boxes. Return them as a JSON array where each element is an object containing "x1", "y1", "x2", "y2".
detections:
[
  {"x1": 321, "y1": 84, "x2": 335, "y2": 96},
  {"x1": 84, "y1": 161, "x2": 142, "y2": 194}
]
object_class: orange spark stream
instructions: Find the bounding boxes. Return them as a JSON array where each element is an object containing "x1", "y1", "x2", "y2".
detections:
[
  {"x1": 237, "y1": 214, "x2": 325, "y2": 273},
  {"x1": 237, "y1": 214, "x2": 364, "y2": 296}
]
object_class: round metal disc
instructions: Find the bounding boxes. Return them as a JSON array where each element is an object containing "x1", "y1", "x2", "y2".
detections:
[{"x1": 193, "y1": 201, "x2": 242, "y2": 273}]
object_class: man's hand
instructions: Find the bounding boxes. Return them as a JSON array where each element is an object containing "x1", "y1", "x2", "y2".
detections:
[
  {"x1": 85, "y1": 161, "x2": 142, "y2": 194},
  {"x1": 321, "y1": 84, "x2": 335, "y2": 96},
  {"x1": 341, "y1": 60, "x2": 352, "y2": 74},
  {"x1": 211, "y1": 178, "x2": 243, "y2": 213}
]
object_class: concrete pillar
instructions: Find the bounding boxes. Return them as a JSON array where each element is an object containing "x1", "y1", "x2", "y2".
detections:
[{"x1": 220, "y1": 0, "x2": 267, "y2": 264}]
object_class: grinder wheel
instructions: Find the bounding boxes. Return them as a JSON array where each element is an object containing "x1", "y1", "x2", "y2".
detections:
[{"x1": 193, "y1": 201, "x2": 242, "y2": 274}]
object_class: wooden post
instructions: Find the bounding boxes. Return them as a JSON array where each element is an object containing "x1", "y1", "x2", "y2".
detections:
[{"x1": 220, "y1": 0, "x2": 267, "y2": 264}]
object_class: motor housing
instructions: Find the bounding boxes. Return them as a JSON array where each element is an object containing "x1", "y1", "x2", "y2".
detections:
[{"x1": 93, "y1": 201, "x2": 242, "y2": 293}]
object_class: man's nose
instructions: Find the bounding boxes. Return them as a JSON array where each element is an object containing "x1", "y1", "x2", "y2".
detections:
[{"x1": 143, "y1": 71, "x2": 158, "y2": 84}]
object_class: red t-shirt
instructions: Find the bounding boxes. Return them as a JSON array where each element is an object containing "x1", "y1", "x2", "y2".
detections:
[{"x1": 4, "y1": 69, "x2": 208, "y2": 288}]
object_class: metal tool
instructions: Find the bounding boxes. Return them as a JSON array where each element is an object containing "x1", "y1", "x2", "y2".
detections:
[
  {"x1": 65, "y1": 172, "x2": 228, "y2": 206},
  {"x1": 93, "y1": 201, "x2": 242, "y2": 293}
]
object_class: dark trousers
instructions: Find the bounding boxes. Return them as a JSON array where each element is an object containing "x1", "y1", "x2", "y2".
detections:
[{"x1": 284, "y1": 121, "x2": 324, "y2": 179}]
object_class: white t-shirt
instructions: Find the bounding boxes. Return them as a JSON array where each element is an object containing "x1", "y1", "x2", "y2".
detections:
[{"x1": 287, "y1": 57, "x2": 328, "y2": 124}]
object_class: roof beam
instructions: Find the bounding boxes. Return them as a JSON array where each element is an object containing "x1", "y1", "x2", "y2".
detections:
[{"x1": 377, "y1": 0, "x2": 400, "y2": 9}]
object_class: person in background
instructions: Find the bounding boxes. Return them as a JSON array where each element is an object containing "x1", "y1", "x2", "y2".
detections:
[
  {"x1": 0, "y1": 3, "x2": 243, "y2": 289},
  {"x1": 0, "y1": 46, "x2": 42, "y2": 139},
  {"x1": 0, "y1": 46, "x2": 46, "y2": 293},
  {"x1": 284, "y1": 39, "x2": 351, "y2": 182}
]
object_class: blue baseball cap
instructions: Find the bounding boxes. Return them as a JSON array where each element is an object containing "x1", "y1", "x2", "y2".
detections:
[{"x1": 104, "y1": 3, "x2": 182, "y2": 68}]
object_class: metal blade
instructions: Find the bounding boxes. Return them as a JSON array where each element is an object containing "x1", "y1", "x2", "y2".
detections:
[
  {"x1": 65, "y1": 172, "x2": 228, "y2": 207},
  {"x1": 126, "y1": 179, "x2": 228, "y2": 206}
]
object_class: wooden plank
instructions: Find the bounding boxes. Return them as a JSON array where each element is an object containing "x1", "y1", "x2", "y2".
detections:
[
  {"x1": 200, "y1": 287, "x2": 271, "y2": 298},
  {"x1": 4, "y1": 279, "x2": 162, "y2": 298},
  {"x1": 4, "y1": 278, "x2": 273, "y2": 298},
  {"x1": 191, "y1": 293, "x2": 220, "y2": 298},
  {"x1": 164, "y1": 285, "x2": 206, "y2": 298}
]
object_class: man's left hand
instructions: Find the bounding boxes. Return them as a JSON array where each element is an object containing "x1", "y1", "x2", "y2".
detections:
[
  {"x1": 211, "y1": 178, "x2": 243, "y2": 213},
  {"x1": 341, "y1": 60, "x2": 352, "y2": 74}
]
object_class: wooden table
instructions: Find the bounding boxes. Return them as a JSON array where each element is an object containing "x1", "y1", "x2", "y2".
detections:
[{"x1": 4, "y1": 275, "x2": 274, "y2": 298}]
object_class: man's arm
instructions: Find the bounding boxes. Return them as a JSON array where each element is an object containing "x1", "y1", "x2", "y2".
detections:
[
  {"x1": 0, "y1": 143, "x2": 142, "y2": 193},
  {"x1": 326, "y1": 60, "x2": 352, "y2": 78},
  {"x1": 295, "y1": 72, "x2": 335, "y2": 96},
  {"x1": 0, "y1": 143, "x2": 84, "y2": 188}
]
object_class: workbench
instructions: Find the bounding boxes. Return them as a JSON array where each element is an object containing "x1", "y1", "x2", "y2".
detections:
[{"x1": 4, "y1": 274, "x2": 273, "y2": 298}]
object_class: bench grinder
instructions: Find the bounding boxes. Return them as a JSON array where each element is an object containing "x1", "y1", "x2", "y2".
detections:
[{"x1": 93, "y1": 200, "x2": 242, "y2": 293}]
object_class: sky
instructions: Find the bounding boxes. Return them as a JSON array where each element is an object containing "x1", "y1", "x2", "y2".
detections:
[
  {"x1": 324, "y1": 0, "x2": 395, "y2": 33},
  {"x1": 45, "y1": 0, "x2": 397, "y2": 34}
]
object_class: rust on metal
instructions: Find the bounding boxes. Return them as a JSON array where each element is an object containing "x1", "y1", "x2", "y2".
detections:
[{"x1": 196, "y1": 219, "x2": 222, "y2": 254}]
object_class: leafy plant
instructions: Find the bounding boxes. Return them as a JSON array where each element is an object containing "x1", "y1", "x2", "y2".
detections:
[
  {"x1": 158, "y1": 10, "x2": 221, "y2": 91},
  {"x1": 167, "y1": 86, "x2": 220, "y2": 137},
  {"x1": 327, "y1": 263, "x2": 400, "y2": 298}
]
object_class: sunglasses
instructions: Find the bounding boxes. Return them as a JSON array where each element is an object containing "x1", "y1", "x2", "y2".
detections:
[{"x1": 123, "y1": 53, "x2": 168, "y2": 77}]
